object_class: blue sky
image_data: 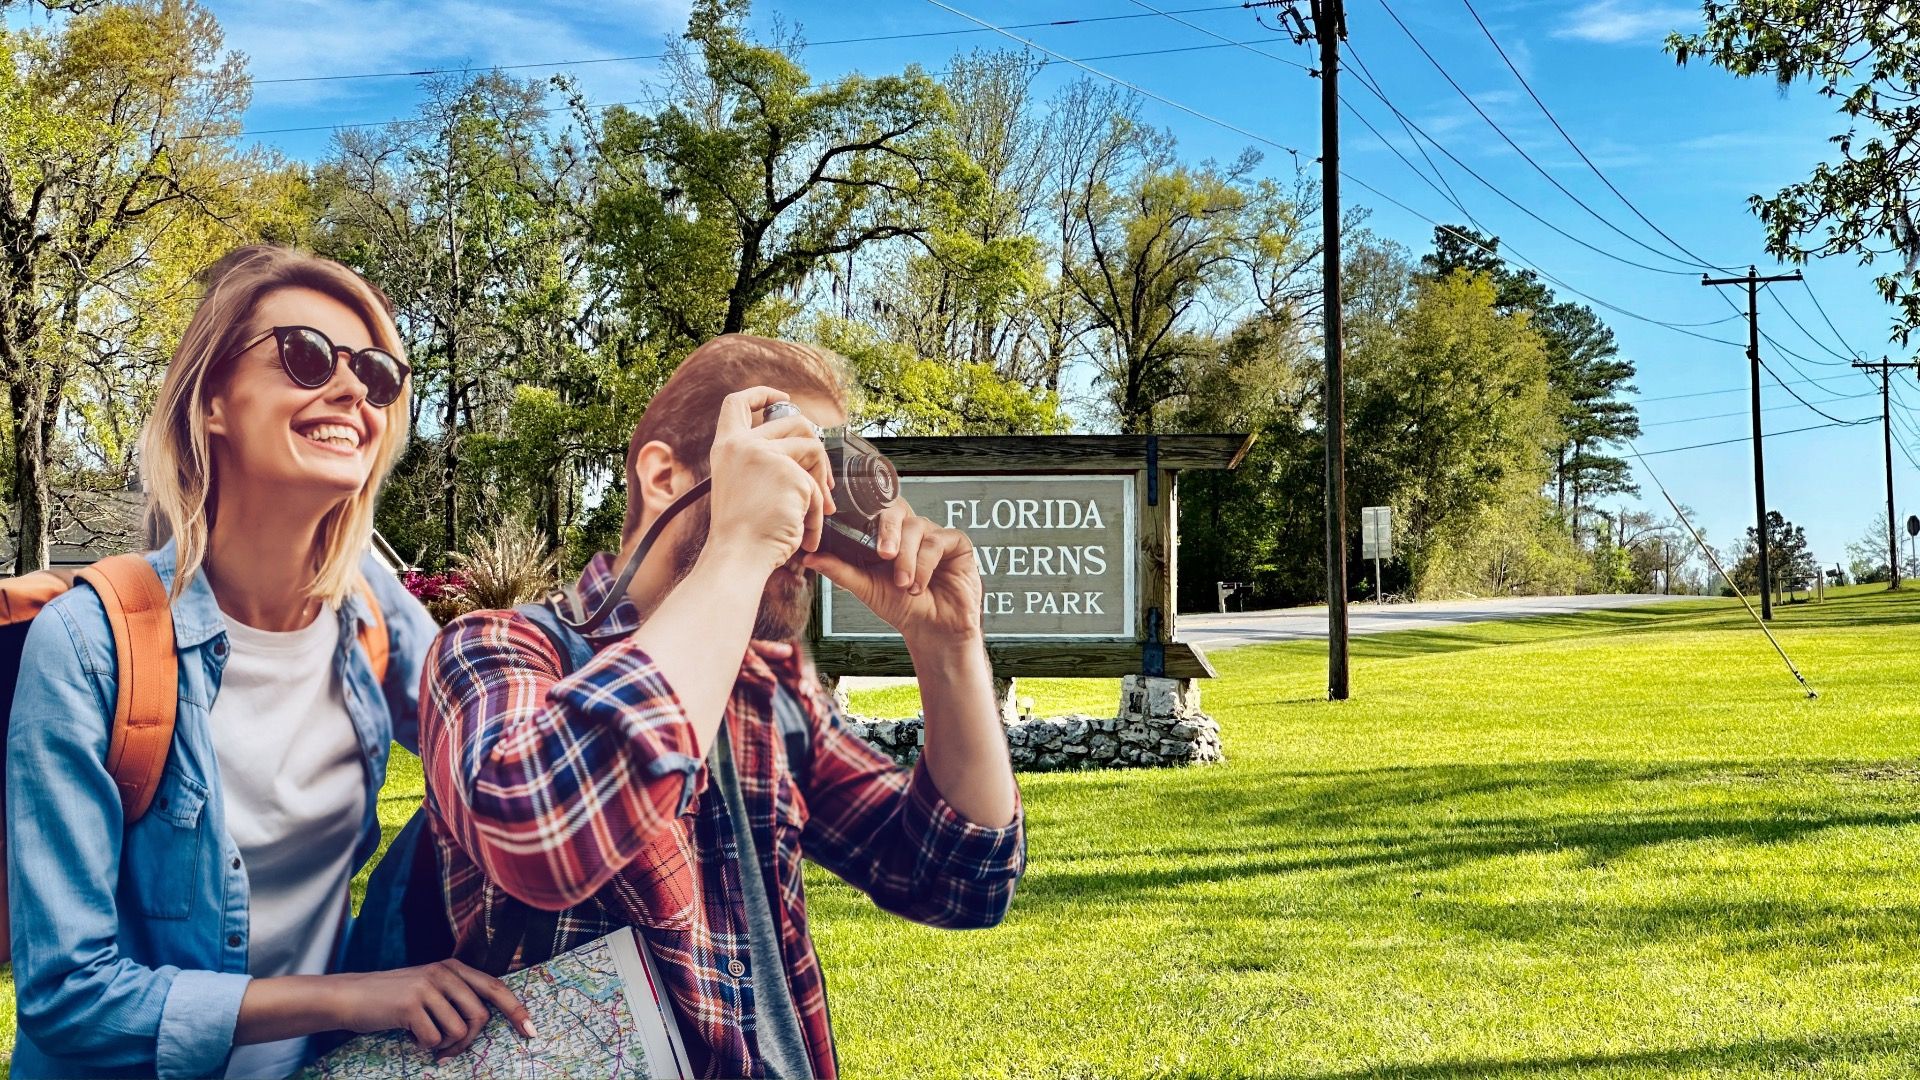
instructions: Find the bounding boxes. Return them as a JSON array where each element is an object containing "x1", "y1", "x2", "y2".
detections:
[{"x1": 181, "y1": 0, "x2": 1908, "y2": 567}]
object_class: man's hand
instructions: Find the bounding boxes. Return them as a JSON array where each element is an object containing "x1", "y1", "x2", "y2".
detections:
[
  {"x1": 703, "y1": 386, "x2": 837, "y2": 575},
  {"x1": 801, "y1": 500, "x2": 983, "y2": 646}
]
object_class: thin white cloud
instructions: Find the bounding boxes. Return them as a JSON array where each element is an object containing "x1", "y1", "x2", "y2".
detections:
[
  {"x1": 1506, "y1": 36, "x2": 1536, "y2": 81},
  {"x1": 1553, "y1": 1, "x2": 1696, "y2": 45},
  {"x1": 1676, "y1": 131, "x2": 1808, "y2": 153},
  {"x1": 217, "y1": 0, "x2": 691, "y2": 108}
]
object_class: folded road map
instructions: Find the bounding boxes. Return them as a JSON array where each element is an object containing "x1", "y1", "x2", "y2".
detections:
[{"x1": 298, "y1": 928, "x2": 691, "y2": 1079}]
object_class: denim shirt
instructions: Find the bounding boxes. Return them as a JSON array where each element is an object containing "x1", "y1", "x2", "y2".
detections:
[{"x1": 6, "y1": 539, "x2": 438, "y2": 1079}]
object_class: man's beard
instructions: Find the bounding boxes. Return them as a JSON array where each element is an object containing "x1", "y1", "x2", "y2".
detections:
[{"x1": 665, "y1": 499, "x2": 817, "y2": 641}]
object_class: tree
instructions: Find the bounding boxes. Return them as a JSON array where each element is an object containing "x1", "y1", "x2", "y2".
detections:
[
  {"x1": 1671, "y1": 6, "x2": 1920, "y2": 339},
  {"x1": 315, "y1": 70, "x2": 640, "y2": 564},
  {"x1": 1590, "y1": 506, "x2": 1700, "y2": 594},
  {"x1": 590, "y1": 0, "x2": 973, "y2": 352},
  {"x1": 1346, "y1": 268, "x2": 1555, "y2": 594},
  {"x1": 808, "y1": 315, "x2": 1071, "y2": 435},
  {"x1": 1422, "y1": 226, "x2": 1638, "y2": 527},
  {"x1": 1169, "y1": 314, "x2": 1322, "y2": 609},
  {"x1": 1846, "y1": 507, "x2": 1895, "y2": 584},
  {"x1": 0, "y1": 0, "x2": 101, "y2": 10},
  {"x1": 1065, "y1": 147, "x2": 1311, "y2": 433},
  {"x1": 862, "y1": 50, "x2": 1053, "y2": 383},
  {"x1": 1731, "y1": 510, "x2": 1818, "y2": 598},
  {"x1": 0, "y1": 0, "x2": 282, "y2": 571}
]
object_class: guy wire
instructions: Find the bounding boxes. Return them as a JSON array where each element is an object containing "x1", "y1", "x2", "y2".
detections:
[{"x1": 1624, "y1": 441, "x2": 1818, "y2": 699}]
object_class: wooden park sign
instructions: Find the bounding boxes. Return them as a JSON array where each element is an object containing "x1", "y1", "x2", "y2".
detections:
[{"x1": 808, "y1": 434, "x2": 1253, "y2": 679}]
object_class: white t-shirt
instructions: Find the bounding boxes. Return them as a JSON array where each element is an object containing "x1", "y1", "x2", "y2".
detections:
[{"x1": 210, "y1": 605, "x2": 367, "y2": 1080}]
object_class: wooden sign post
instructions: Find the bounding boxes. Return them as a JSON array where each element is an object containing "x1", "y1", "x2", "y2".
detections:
[{"x1": 808, "y1": 434, "x2": 1251, "y2": 769}]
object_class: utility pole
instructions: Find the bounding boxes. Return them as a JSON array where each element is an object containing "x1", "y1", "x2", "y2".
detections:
[
  {"x1": 1250, "y1": 0, "x2": 1351, "y2": 696},
  {"x1": 1701, "y1": 266, "x2": 1802, "y2": 620},
  {"x1": 1254, "y1": 0, "x2": 1350, "y2": 698},
  {"x1": 1852, "y1": 356, "x2": 1920, "y2": 589},
  {"x1": 1316, "y1": 0, "x2": 1349, "y2": 700}
]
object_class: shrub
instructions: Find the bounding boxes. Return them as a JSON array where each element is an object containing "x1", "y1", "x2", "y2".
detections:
[{"x1": 446, "y1": 517, "x2": 562, "y2": 615}]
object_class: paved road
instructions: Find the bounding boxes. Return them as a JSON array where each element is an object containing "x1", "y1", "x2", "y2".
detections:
[
  {"x1": 839, "y1": 594, "x2": 1682, "y2": 690},
  {"x1": 1180, "y1": 593, "x2": 1679, "y2": 649}
]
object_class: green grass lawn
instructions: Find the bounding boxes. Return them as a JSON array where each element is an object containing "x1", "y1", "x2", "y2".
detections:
[{"x1": 7, "y1": 586, "x2": 1920, "y2": 1077}]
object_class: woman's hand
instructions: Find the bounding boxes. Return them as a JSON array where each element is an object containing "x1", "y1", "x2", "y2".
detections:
[{"x1": 325, "y1": 959, "x2": 535, "y2": 1059}]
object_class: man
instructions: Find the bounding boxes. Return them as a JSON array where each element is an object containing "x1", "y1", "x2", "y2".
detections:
[{"x1": 418, "y1": 334, "x2": 1025, "y2": 1079}]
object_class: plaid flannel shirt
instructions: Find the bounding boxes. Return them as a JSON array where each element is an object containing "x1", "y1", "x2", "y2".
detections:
[{"x1": 419, "y1": 553, "x2": 1027, "y2": 1079}]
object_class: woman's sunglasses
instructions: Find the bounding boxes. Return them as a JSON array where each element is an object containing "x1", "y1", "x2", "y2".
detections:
[{"x1": 226, "y1": 325, "x2": 411, "y2": 408}]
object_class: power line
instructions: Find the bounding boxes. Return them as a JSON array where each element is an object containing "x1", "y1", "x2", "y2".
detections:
[
  {"x1": 1129, "y1": 0, "x2": 1719, "y2": 283},
  {"x1": 1640, "y1": 389, "x2": 1877, "y2": 428},
  {"x1": 1338, "y1": 74, "x2": 1485, "y2": 226},
  {"x1": 1758, "y1": 355, "x2": 1869, "y2": 424},
  {"x1": 922, "y1": 3, "x2": 1785, "y2": 388},
  {"x1": 1799, "y1": 276, "x2": 1872, "y2": 359},
  {"x1": 252, "y1": 4, "x2": 1255, "y2": 86},
  {"x1": 1636, "y1": 418, "x2": 1873, "y2": 457},
  {"x1": 1761, "y1": 284, "x2": 1858, "y2": 364},
  {"x1": 1623, "y1": 438, "x2": 1816, "y2": 698},
  {"x1": 1635, "y1": 369, "x2": 1865, "y2": 402},
  {"x1": 1374, "y1": 0, "x2": 1715, "y2": 275},
  {"x1": 1342, "y1": 44, "x2": 1471, "y2": 221},
  {"x1": 1885, "y1": 378, "x2": 1920, "y2": 466},
  {"x1": 1122, "y1": 1, "x2": 1309, "y2": 70},
  {"x1": 219, "y1": 37, "x2": 1284, "y2": 140},
  {"x1": 1328, "y1": 33, "x2": 1712, "y2": 280},
  {"x1": 929, "y1": 0, "x2": 1873, "y2": 438},
  {"x1": 925, "y1": 1, "x2": 1305, "y2": 157},
  {"x1": 1454, "y1": 0, "x2": 1886, "y2": 411},
  {"x1": 1457, "y1": 0, "x2": 1740, "y2": 275}
]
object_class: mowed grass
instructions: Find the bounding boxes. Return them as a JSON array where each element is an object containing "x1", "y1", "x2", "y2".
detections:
[
  {"x1": 810, "y1": 587, "x2": 1920, "y2": 1079},
  {"x1": 6, "y1": 586, "x2": 1920, "y2": 1078}
]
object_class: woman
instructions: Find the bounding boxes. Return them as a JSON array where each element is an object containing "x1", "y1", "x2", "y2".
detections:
[{"x1": 7, "y1": 246, "x2": 530, "y2": 1078}]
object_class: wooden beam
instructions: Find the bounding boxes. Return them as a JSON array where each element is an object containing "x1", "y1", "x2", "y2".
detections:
[
  {"x1": 808, "y1": 639, "x2": 1217, "y2": 679},
  {"x1": 867, "y1": 434, "x2": 1254, "y2": 475},
  {"x1": 1138, "y1": 468, "x2": 1173, "y2": 672}
]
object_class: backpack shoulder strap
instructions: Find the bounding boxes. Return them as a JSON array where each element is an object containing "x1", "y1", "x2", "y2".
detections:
[
  {"x1": 515, "y1": 601, "x2": 593, "y2": 678},
  {"x1": 770, "y1": 683, "x2": 814, "y2": 791},
  {"x1": 356, "y1": 577, "x2": 389, "y2": 685},
  {"x1": 74, "y1": 554, "x2": 177, "y2": 824}
]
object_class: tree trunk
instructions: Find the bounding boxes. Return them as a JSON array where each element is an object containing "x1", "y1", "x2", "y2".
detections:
[
  {"x1": 545, "y1": 461, "x2": 564, "y2": 554},
  {"x1": 442, "y1": 372, "x2": 460, "y2": 556},
  {"x1": 1555, "y1": 444, "x2": 1567, "y2": 516},
  {"x1": 724, "y1": 235, "x2": 762, "y2": 336},
  {"x1": 9, "y1": 372, "x2": 53, "y2": 573}
]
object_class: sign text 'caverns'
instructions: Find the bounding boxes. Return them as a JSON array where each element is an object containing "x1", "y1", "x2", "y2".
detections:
[{"x1": 823, "y1": 474, "x2": 1135, "y2": 638}]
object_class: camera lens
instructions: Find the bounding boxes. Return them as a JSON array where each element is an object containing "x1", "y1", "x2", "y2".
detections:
[{"x1": 838, "y1": 445, "x2": 898, "y2": 519}]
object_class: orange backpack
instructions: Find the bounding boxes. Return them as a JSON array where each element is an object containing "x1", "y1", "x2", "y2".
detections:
[{"x1": 0, "y1": 552, "x2": 388, "y2": 956}]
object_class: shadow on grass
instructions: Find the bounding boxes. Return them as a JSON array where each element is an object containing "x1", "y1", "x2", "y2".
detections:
[
  {"x1": 1412, "y1": 893, "x2": 1920, "y2": 955},
  {"x1": 1011, "y1": 759, "x2": 1920, "y2": 922},
  {"x1": 1209, "y1": 1027, "x2": 1920, "y2": 1079}
]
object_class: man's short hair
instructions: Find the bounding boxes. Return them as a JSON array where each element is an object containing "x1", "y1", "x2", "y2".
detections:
[{"x1": 622, "y1": 334, "x2": 848, "y2": 543}]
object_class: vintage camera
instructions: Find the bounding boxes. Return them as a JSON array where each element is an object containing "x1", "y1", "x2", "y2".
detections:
[{"x1": 762, "y1": 400, "x2": 899, "y2": 565}]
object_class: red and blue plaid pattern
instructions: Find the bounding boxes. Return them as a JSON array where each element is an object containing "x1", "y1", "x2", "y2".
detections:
[{"x1": 419, "y1": 553, "x2": 1027, "y2": 1079}]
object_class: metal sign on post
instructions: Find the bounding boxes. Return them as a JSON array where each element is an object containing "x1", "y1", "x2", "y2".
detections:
[
  {"x1": 1361, "y1": 505, "x2": 1391, "y2": 604},
  {"x1": 1908, "y1": 515, "x2": 1920, "y2": 580}
]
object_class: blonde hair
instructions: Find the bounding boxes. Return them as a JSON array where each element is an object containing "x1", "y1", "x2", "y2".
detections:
[{"x1": 139, "y1": 245, "x2": 411, "y2": 603}]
